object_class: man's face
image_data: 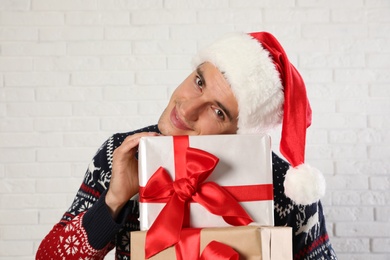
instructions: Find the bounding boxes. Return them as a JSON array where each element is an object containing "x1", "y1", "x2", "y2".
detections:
[{"x1": 158, "y1": 62, "x2": 239, "y2": 136}]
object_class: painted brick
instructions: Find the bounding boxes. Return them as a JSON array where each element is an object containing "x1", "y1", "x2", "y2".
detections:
[
  {"x1": 370, "y1": 176, "x2": 390, "y2": 190},
  {"x1": 0, "y1": 133, "x2": 63, "y2": 148},
  {"x1": 52, "y1": 57, "x2": 101, "y2": 71},
  {"x1": 0, "y1": 179, "x2": 35, "y2": 194},
  {"x1": 330, "y1": 238, "x2": 370, "y2": 252},
  {"x1": 300, "y1": 53, "x2": 365, "y2": 68},
  {"x1": 32, "y1": 0, "x2": 97, "y2": 11},
  {"x1": 0, "y1": 58, "x2": 32, "y2": 71},
  {"x1": 331, "y1": 9, "x2": 368, "y2": 23},
  {"x1": 5, "y1": 163, "x2": 71, "y2": 178},
  {"x1": 302, "y1": 24, "x2": 367, "y2": 39},
  {"x1": 67, "y1": 41, "x2": 132, "y2": 55},
  {"x1": 71, "y1": 71, "x2": 134, "y2": 86},
  {"x1": 62, "y1": 132, "x2": 109, "y2": 147},
  {"x1": 132, "y1": 10, "x2": 196, "y2": 24},
  {"x1": 105, "y1": 26, "x2": 169, "y2": 40},
  {"x1": 369, "y1": 146, "x2": 390, "y2": 160},
  {"x1": 72, "y1": 101, "x2": 138, "y2": 116},
  {"x1": 97, "y1": 0, "x2": 163, "y2": 10},
  {"x1": 103, "y1": 86, "x2": 168, "y2": 101},
  {"x1": 36, "y1": 178, "x2": 81, "y2": 193},
  {"x1": 0, "y1": 241, "x2": 33, "y2": 256},
  {"x1": 0, "y1": 194, "x2": 68, "y2": 209},
  {"x1": 313, "y1": 113, "x2": 367, "y2": 129},
  {"x1": 0, "y1": 27, "x2": 38, "y2": 41},
  {"x1": 164, "y1": 0, "x2": 229, "y2": 9},
  {"x1": 137, "y1": 100, "x2": 168, "y2": 115},
  {"x1": 326, "y1": 175, "x2": 369, "y2": 190},
  {"x1": 40, "y1": 27, "x2": 104, "y2": 41},
  {"x1": 329, "y1": 129, "x2": 382, "y2": 144},
  {"x1": 0, "y1": 12, "x2": 64, "y2": 25},
  {"x1": 336, "y1": 160, "x2": 390, "y2": 175},
  {"x1": 370, "y1": 84, "x2": 390, "y2": 97},
  {"x1": 38, "y1": 209, "x2": 65, "y2": 224},
  {"x1": 297, "y1": 0, "x2": 364, "y2": 8},
  {"x1": 265, "y1": 9, "x2": 329, "y2": 23},
  {"x1": 6, "y1": 102, "x2": 72, "y2": 117},
  {"x1": 0, "y1": 210, "x2": 38, "y2": 225},
  {"x1": 372, "y1": 238, "x2": 390, "y2": 252},
  {"x1": 361, "y1": 190, "x2": 390, "y2": 205},
  {"x1": 36, "y1": 147, "x2": 96, "y2": 162},
  {"x1": 66, "y1": 11, "x2": 130, "y2": 25},
  {"x1": 35, "y1": 87, "x2": 102, "y2": 101},
  {"x1": 133, "y1": 40, "x2": 196, "y2": 55},
  {"x1": 33, "y1": 117, "x2": 100, "y2": 132},
  {"x1": 1, "y1": 42, "x2": 66, "y2": 56},
  {"x1": 0, "y1": 88, "x2": 34, "y2": 102},
  {"x1": 376, "y1": 207, "x2": 390, "y2": 222},
  {"x1": 4, "y1": 72, "x2": 69, "y2": 87},
  {"x1": 332, "y1": 191, "x2": 361, "y2": 205},
  {"x1": 230, "y1": 0, "x2": 295, "y2": 8},
  {"x1": 0, "y1": 0, "x2": 30, "y2": 11},
  {"x1": 100, "y1": 116, "x2": 158, "y2": 132},
  {"x1": 336, "y1": 222, "x2": 390, "y2": 237},
  {"x1": 0, "y1": 148, "x2": 35, "y2": 163},
  {"x1": 101, "y1": 55, "x2": 166, "y2": 70},
  {"x1": 0, "y1": 118, "x2": 34, "y2": 133},
  {"x1": 325, "y1": 207, "x2": 374, "y2": 222},
  {"x1": 198, "y1": 9, "x2": 263, "y2": 24},
  {"x1": 136, "y1": 70, "x2": 187, "y2": 85}
]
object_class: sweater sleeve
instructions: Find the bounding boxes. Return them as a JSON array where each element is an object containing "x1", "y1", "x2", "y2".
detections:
[
  {"x1": 36, "y1": 134, "x2": 139, "y2": 259},
  {"x1": 272, "y1": 153, "x2": 337, "y2": 260}
]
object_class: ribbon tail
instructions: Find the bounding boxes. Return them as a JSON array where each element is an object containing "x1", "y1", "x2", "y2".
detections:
[
  {"x1": 200, "y1": 241, "x2": 240, "y2": 260},
  {"x1": 195, "y1": 182, "x2": 253, "y2": 226},
  {"x1": 145, "y1": 194, "x2": 186, "y2": 258}
]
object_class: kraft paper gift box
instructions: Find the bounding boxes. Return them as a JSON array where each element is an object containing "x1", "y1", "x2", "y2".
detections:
[
  {"x1": 138, "y1": 134, "x2": 274, "y2": 231},
  {"x1": 130, "y1": 226, "x2": 293, "y2": 260}
]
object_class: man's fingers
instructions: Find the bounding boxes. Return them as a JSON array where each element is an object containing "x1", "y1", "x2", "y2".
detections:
[{"x1": 117, "y1": 132, "x2": 159, "y2": 153}]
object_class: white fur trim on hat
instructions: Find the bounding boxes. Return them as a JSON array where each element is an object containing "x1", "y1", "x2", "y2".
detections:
[
  {"x1": 192, "y1": 33, "x2": 284, "y2": 135},
  {"x1": 284, "y1": 164, "x2": 326, "y2": 205}
]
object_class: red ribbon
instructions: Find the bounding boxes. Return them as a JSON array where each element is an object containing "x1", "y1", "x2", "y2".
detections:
[
  {"x1": 175, "y1": 229, "x2": 239, "y2": 260},
  {"x1": 200, "y1": 241, "x2": 239, "y2": 260},
  {"x1": 141, "y1": 136, "x2": 254, "y2": 258}
]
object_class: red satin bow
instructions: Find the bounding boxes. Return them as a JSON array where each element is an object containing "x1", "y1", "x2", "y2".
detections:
[{"x1": 141, "y1": 137, "x2": 253, "y2": 258}]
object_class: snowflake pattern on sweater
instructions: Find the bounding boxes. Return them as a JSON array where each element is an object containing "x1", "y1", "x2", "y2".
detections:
[{"x1": 36, "y1": 125, "x2": 337, "y2": 260}]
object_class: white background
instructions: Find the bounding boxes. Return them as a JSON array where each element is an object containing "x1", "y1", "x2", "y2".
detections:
[{"x1": 0, "y1": 0, "x2": 389, "y2": 259}]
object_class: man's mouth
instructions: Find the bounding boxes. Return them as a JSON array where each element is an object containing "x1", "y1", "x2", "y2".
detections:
[{"x1": 170, "y1": 107, "x2": 192, "y2": 131}]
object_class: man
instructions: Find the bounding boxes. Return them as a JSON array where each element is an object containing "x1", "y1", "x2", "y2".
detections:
[{"x1": 36, "y1": 32, "x2": 337, "y2": 259}]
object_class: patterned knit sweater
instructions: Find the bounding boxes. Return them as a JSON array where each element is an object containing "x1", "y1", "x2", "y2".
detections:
[{"x1": 36, "y1": 125, "x2": 337, "y2": 260}]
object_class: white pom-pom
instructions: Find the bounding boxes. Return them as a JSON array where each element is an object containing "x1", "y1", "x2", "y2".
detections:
[{"x1": 284, "y1": 164, "x2": 326, "y2": 205}]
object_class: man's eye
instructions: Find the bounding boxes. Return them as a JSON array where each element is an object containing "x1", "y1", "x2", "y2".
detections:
[
  {"x1": 195, "y1": 76, "x2": 203, "y2": 89},
  {"x1": 214, "y1": 108, "x2": 225, "y2": 120}
]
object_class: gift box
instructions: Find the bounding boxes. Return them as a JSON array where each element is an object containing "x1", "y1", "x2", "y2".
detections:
[
  {"x1": 138, "y1": 134, "x2": 274, "y2": 232},
  {"x1": 131, "y1": 226, "x2": 292, "y2": 260}
]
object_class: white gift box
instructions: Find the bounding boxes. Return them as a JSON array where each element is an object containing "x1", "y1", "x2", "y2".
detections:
[{"x1": 138, "y1": 134, "x2": 274, "y2": 231}]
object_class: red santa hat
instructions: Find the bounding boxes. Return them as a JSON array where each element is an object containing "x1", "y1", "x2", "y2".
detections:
[{"x1": 192, "y1": 32, "x2": 326, "y2": 205}]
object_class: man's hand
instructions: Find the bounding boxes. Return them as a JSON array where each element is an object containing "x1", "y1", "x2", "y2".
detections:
[{"x1": 105, "y1": 132, "x2": 159, "y2": 220}]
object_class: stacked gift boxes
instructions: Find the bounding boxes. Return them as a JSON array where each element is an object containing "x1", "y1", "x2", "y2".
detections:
[{"x1": 131, "y1": 135, "x2": 292, "y2": 259}]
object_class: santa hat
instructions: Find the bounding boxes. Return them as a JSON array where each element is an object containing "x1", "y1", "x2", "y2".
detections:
[{"x1": 192, "y1": 32, "x2": 325, "y2": 205}]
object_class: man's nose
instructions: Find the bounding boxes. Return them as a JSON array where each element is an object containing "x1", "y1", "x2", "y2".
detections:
[{"x1": 180, "y1": 98, "x2": 205, "y2": 121}]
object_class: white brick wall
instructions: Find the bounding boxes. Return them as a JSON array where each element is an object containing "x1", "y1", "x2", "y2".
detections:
[{"x1": 0, "y1": 1, "x2": 389, "y2": 259}]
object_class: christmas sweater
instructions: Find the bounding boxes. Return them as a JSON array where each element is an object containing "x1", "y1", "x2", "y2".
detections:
[{"x1": 36, "y1": 125, "x2": 337, "y2": 260}]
